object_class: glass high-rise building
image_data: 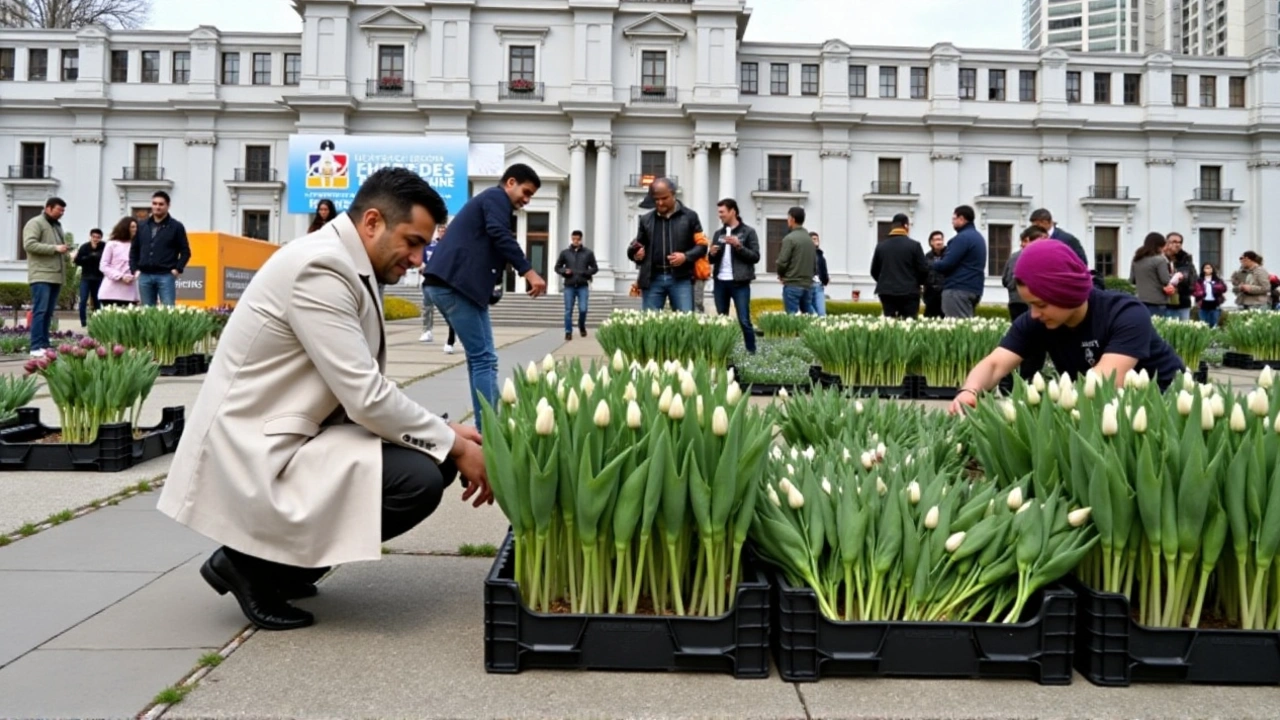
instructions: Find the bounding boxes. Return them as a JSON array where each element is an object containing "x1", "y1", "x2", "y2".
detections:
[{"x1": 1023, "y1": 0, "x2": 1279, "y2": 56}]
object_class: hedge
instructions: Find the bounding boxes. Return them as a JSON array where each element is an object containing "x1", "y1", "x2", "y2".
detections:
[
  {"x1": 384, "y1": 296, "x2": 420, "y2": 321},
  {"x1": 749, "y1": 298, "x2": 1011, "y2": 323},
  {"x1": 0, "y1": 279, "x2": 80, "y2": 314}
]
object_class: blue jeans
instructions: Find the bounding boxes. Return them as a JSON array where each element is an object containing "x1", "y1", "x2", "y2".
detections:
[
  {"x1": 420, "y1": 286, "x2": 435, "y2": 331},
  {"x1": 782, "y1": 285, "x2": 814, "y2": 315},
  {"x1": 564, "y1": 285, "x2": 589, "y2": 334},
  {"x1": 29, "y1": 282, "x2": 59, "y2": 352},
  {"x1": 713, "y1": 279, "x2": 756, "y2": 353},
  {"x1": 1199, "y1": 308, "x2": 1221, "y2": 328},
  {"x1": 426, "y1": 285, "x2": 497, "y2": 432},
  {"x1": 642, "y1": 273, "x2": 693, "y2": 312},
  {"x1": 79, "y1": 277, "x2": 101, "y2": 327},
  {"x1": 138, "y1": 272, "x2": 176, "y2": 306},
  {"x1": 1166, "y1": 306, "x2": 1191, "y2": 321},
  {"x1": 811, "y1": 281, "x2": 827, "y2": 317}
]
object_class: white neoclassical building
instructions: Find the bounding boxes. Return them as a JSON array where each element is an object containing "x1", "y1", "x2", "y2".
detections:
[{"x1": 1, "y1": 0, "x2": 1279, "y2": 301}]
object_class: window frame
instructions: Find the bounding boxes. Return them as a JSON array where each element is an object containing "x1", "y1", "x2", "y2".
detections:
[
  {"x1": 988, "y1": 69, "x2": 1006, "y2": 101},
  {"x1": 110, "y1": 50, "x2": 128, "y2": 83},
  {"x1": 221, "y1": 52, "x2": 240, "y2": 85},
  {"x1": 958, "y1": 68, "x2": 977, "y2": 100},
  {"x1": 1122, "y1": 73, "x2": 1140, "y2": 105},
  {"x1": 172, "y1": 51, "x2": 190, "y2": 85},
  {"x1": 1093, "y1": 72, "x2": 1111, "y2": 104},
  {"x1": 507, "y1": 45, "x2": 535, "y2": 83},
  {"x1": 1228, "y1": 76, "x2": 1245, "y2": 107},
  {"x1": 764, "y1": 217, "x2": 789, "y2": 274},
  {"x1": 60, "y1": 49, "x2": 78, "y2": 82},
  {"x1": 770, "y1": 62, "x2": 789, "y2": 95},
  {"x1": 740, "y1": 61, "x2": 758, "y2": 95},
  {"x1": 909, "y1": 67, "x2": 928, "y2": 99},
  {"x1": 1019, "y1": 69, "x2": 1036, "y2": 102},
  {"x1": 283, "y1": 52, "x2": 301, "y2": 86},
  {"x1": 1066, "y1": 70, "x2": 1081, "y2": 103},
  {"x1": 987, "y1": 224, "x2": 1013, "y2": 277},
  {"x1": 800, "y1": 63, "x2": 819, "y2": 96},
  {"x1": 878, "y1": 65, "x2": 897, "y2": 98},
  {"x1": 133, "y1": 142, "x2": 160, "y2": 179},
  {"x1": 252, "y1": 52, "x2": 271, "y2": 86},
  {"x1": 766, "y1": 154, "x2": 793, "y2": 192},
  {"x1": 140, "y1": 50, "x2": 159, "y2": 83},
  {"x1": 849, "y1": 64, "x2": 866, "y2": 97},
  {"x1": 244, "y1": 144, "x2": 272, "y2": 182},
  {"x1": 28, "y1": 48, "x2": 47, "y2": 81},
  {"x1": 242, "y1": 209, "x2": 272, "y2": 241},
  {"x1": 1199, "y1": 75, "x2": 1216, "y2": 107},
  {"x1": 640, "y1": 50, "x2": 668, "y2": 89},
  {"x1": 1172, "y1": 74, "x2": 1188, "y2": 106},
  {"x1": 639, "y1": 150, "x2": 667, "y2": 183},
  {"x1": 1094, "y1": 226, "x2": 1119, "y2": 278}
]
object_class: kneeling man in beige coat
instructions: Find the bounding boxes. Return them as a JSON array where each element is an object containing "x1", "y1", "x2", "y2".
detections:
[{"x1": 158, "y1": 168, "x2": 490, "y2": 631}]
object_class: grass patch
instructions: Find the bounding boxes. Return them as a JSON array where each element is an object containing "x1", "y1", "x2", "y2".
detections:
[
  {"x1": 48, "y1": 509, "x2": 74, "y2": 525},
  {"x1": 135, "y1": 480, "x2": 151, "y2": 492},
  {"x1": 197, "y1": 652, "x2": 224, "y2": 668},
  {"x1": 458, "y1": 542, "x2": 499, "y2": 557},
  {"x1": 17, "y1": 523, "x2": 37, "y2": 537},
  {"x1": 0, "y1": 535, "x2": 11, "y2": 547},
  {"x1": 152, "y1": 685, "x2": 191, "y2": 705},
  {"x1": 381, "y1": 545, "x2": 391, "y2": 554}
]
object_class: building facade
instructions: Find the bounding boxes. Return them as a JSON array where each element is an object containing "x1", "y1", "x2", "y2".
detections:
[
  {"x1": 1023, "y1": 0, "x2": 1145, "y2": 54},
  {"x1": 1, "y1": 0, "x2": 1279, "y2": 301},
  {"x1": 1026, "y1": 0, "x2": 1280, "y2": 57}
]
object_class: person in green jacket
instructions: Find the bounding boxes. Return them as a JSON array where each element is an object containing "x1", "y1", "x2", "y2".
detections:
[
  {"x1": 23, "y1": 197, "x2": 70, "y2": 356},
  {"x1": 775, "y1": 206, "x2": 816, "y2": 314}
]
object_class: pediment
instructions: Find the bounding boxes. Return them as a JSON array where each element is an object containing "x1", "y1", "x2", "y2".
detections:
[
  {"x1": 622, "y1": 13, "x2": 688, "y2": 41},
  {"x1": 821, "y1": 39, "x2": 851, "y2": 55},
  {"x1": 76, "y1": 24, "x2": 110, "y2": 39},
  {"x1": 494, "y1": 25, "x2": 551, "y2": 41},
  {"x1": 502, "y1": 145, "x2": 568, "y2": 182},
  {"x1": 359, "y1": 7, "x2": 425, "y2": 34},
  {"x1": 189, "y1": 25, "x2": 220, "y2": 42}
]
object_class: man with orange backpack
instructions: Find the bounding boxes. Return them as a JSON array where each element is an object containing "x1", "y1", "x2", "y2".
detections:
[{"x1": 627, "y1": 177, "x2": 707, "y2": 312}]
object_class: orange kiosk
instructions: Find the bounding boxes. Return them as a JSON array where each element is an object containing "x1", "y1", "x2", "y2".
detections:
[{"x1": 176, "y1": 233, "x2": 281, "y2": 308}]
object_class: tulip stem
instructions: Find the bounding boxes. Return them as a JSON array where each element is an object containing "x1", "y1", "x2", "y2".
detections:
[
  {"x1": 728, "y1": 541, "x2": 743, "y2": 614},
  {"x1": 629, "y1": 535, "x2": 650, "y2": 614},
  {"x1": 666, "y1": 542, "x2": 686, "y2": 616}
]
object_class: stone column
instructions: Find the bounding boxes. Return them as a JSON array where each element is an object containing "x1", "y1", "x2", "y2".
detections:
[
  {"x1": 690, "y1": 141, "x2": 710, "y2": 221},
  {"x1": 568, "y1": 139, "x2": 588, "y2": 240},
  {"x1": 820, "y1": 148, "x2": 852, "y2": 280},
  {"x1": 184, "y1": 134, "x2": 217, "y2": 230},
  {"x1": 593, "y1": 140, "x2": 615, "y2": 287},
  {"x1": 718, "y1": 142, "x2": 737, "y2": 205}
]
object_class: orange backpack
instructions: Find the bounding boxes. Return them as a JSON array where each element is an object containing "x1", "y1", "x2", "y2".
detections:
[{"x1": 693, "y1": 232, "x2": 712, "y2": 281}]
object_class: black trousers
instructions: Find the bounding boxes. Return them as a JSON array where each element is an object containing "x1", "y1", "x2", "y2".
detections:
[
  {"x1": 881, "y1": 294, "x2": 920, "y2": 319},
  {"x1": 923, "y1": 290, "x2": 943, "y2": 318},
  {"x1": 222, "y1": 444, "x2": 457, "y2": 589}
]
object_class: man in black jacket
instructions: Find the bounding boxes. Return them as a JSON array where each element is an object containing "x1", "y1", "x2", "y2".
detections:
[
  {"x1": 923, "y1": 230, "x2": 946, "y2": 317},
  {"x1": 810, "y1": 232, "x2": 830, "y2": 316},
  {"x1": 554, "y1": 230, "x2": 597, "y2": 340},
  {"x1": 1029, "y1": 208, "x2": 1104, "y2": 291},
  {"x1": 130, "y1": 191, "x2": 191, "y2": 306},
  {"x1": 708, "y1": 198, "x2": 760, "y2": 353},
  {"x1": 1164, "y1": 232, "x2": 1195, "y2": 320},
  {"x1": 626, "y1": 177, "x2": 706, "y2": 312},
  {"x1": 73, "y1": 227, "x2": 105, "y2": 326},
  {"x1": 870, "y1": 214, "x2": 929, "y2": 318}
]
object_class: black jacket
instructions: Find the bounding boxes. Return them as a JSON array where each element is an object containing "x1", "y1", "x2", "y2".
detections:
[
  {"x1": 131, "y1": 215, "x2": 191, "y2": 274},
  {"x1": 870, "y1": 232, "x2": 929, "y2": 296},
  {"x1": 626, "y1": 202, "x2": 706, "y2": 290},
  {"x1": 1050, "y1": 227, "x2": 1105, "y2": 291},
  {"x1": 815, "y1": 249, "x2": 830, "y2": 286},
  {"x1": 709, "y1": 222, "x2": 761, "y2": 282},
  {"x1": 924, "y1": 250, "x2": 945, "y2": 295},
  {"x1": 555, "y1": 245, "x2": 598, "y2": 288},
  {"x1": 73, "y1": 241, "x2": 105, "y2": 281},
  {"x1": 1169, "y1": 249, "x2": 1196, "y2": 309}
]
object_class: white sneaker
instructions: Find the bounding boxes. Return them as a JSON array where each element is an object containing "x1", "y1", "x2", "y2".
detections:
[
  {"x1": 443, "y1": 344, "x2": 455, "y2": 354},
  {"x1": 420, "y1": 330, "x2": 433, "y2": 343},
  {"x1": 29, "y1": 349, "x2": 45, "y2": 358}
]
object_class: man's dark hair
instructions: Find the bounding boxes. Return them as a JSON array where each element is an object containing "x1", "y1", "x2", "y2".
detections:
[
  {"x1": 152, "y1": 190, "x2": 170, "y2": 204},
  {"x1": 1029, "y1": 208, "x2": 1053, "y2": 224},
  {"x1": 1167, "y1": 231, "x2": 1184, "y2": 243},
  {"x1": 928, "y1": 230, "x2": 945, "y2": 241},
  {"x1": 954, "y1": 205, "x2": 975, "y2": 223},
  {"x1": 650, "y1": 177, "x2": 676, "y2": 195},
  {"x1": 1243, "y1": 250, "x2": 1263, "y2": 264},
  {"x1": 717, "y1": 198, "x2": 739, "y2": 216},
  {"x1": 347, "y1": 167, "x2": 448, "y2": 227},
  {"x1": 89, "y1": 228, "x2": 103, "y2": 237},
  {"x1": 501, "y1": 163, "x2": 542, "y2": 189},
  {"x1": 1021, "y1": 225, "x2": 1048, "y2": 241},
  {"x1": 788, "y1": 206, "x2": 805, "y2": 224},
  {"x1": 571, "y1": 230, "x2": 583, "y2": 238},
  {"x1": 45, "y1": 197, "x2": 66, "y2": 209},
  {"x1": 891, "y1": 213, "x2": 910, "y2": 228}
]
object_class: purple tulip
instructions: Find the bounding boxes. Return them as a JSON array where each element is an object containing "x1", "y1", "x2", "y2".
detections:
[
  {"x1": 79, "y1": 337, "x2": 96, "y2": 349},
  {"x1": 96, "y1": 346, "x2": 107, "y2": 357},
  {"x1": 73, "y1": 347, "x2": 87, "y2": 358},
  {"x1": 113, "y1": 344, "x2": 125, "y2": 357},
  {"x1": 35, "y1": 357, "x2": 50, "y2": 370},
  {"x1": 58, "y1": 343, "x2": 73, "y2": 355},
  {"x1": 23, "y1": 360, "x2": 37, "y2": 374}
]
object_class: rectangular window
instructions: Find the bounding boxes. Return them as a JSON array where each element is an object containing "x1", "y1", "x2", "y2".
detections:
[
  {"x1": 877, "y1": 158, "x2": 902, "y2": 194},
  {"x1": 0, "y1": 48, "x2": 13, "y2": 81},
  {"x1": 1094, "y1": 162, "x2": 1118, "y2": 197},
  {"x1": 140, "y1": 50, "x2": 159, "y2": 83},
  {"x1": 765, "y1": 218, "x2": 789, "y2": 273},
  {"x1": 1019, "y1": 69, "x2": 1037, "y2": 102},
  {"x1": 16, "y1": 205, "x2": 43, "y2": 260},
  {"x1": 877, "y1": 221, "x2": 894, "y2": 242},
  {"x1": 1093, "y1": 72, "x2": 1111, "y2": 103},
  {"x1": 1200, "y1": 75, "x2": 1216, "y2": 106},
  {"x1": 639, "y1": 150, "x2": 665, "y2": 182},
  {"x1": 849, "y1": 64, "x2": 866, "y2": 97},
  {"x1": 770, "y1": 63, "x2": 788, "y2": 95},
  {"x1": 1067, "y1": 71, "x2": 1081, "y2": 103},
  {"x1": 1094, "y1": 227, "x2": 1119, "y2": 278},
  {"x1": 1200, "y1": 165, "x2": 1222, "y2": 194},
  {"x1": 172, "y1": 51, "x2": 190, "y2": 84},
  {"x1": 1199, "y1": 228, "x2": 1223, "y2": 272},
  {"x1": 221, "y1": 52, "x2": 239, "y2": 85},
  {"x1": 800, "y1": 64, "x2": 819, "y2": 95},
  {"x1": 28, "y1": 49, "x2": 47, "y2": 81},
  {"x1": 245, "y1": 145, "x2": 271, "y2": 182},
  {"x1": 1172, "y1": 74, "x2": 1187, "y2": 106},
  {"x1": 111, "y1": 50, "x2": 128, "y2": 82},
  {"x1": 509, "y1": 46, "x2": 534, "y2": 82},
  {"x1": 910, "y1": 67, "x2": 928, "y2": 99},
  {"x1": 284, "y1": 53, "x2": 300, "y2": 86},
  {"x1": 1229, "y1": 76, "x2": 1245, "y2": 107},
  {"x1": 988, "y1": 225, "x2": 1013, "y2": 277},
  {"x1": 1122, "y1": 73, "x2": 1140, "y2": 105},
  {"x1": 60, "y1": 49, "x2": 77, "y2": 81},
  {"x1": 641, "y1": 50, "x2": 667, "y2": 88},
  {"x1": 378, "y1": 45, "x2": 405, "y2": 82},
  {"x1": 988, "y1": 160, "x2": 1013, "y2": 196},
  {"x1": 134, "y1": 143, "x2": 159, "y2": 179},
  {"x1": 740, "y1": 62, "x2": 758, "y2": 94},
  {"x1": 959, "y1": 68, "x2": 977, "y2": 100},
  {"x1": 988, "y1": 69, "x2": 1006, "y2": 101},
  {"x1": 252, "y1": 52, "x2": 271, "y2": 85},
  {"x1": 879, "y1": 66, "x2": 897, "y2": 98},
  {"x1": 242, "y1": 210, "x2": 270, "y2": 241},
  {"x1": 766, "y1": 155, "x2": 792, "y2": 192},
  {"x1": 20, "y1": 142, "x2": 45, "y2": 178}
]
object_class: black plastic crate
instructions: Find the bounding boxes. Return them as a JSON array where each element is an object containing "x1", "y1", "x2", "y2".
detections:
[
  {"x1": 727, "y1": 365, "x2": 814, "y2": 397},
  {"x1": 0, "y1": 406, "x2": 185, "y2": 472},
  {"x1": 1192, "y1": 361, "x2": 1209, "y2": 385},
  {"x1": 913, "y1": 376, "x2": 959, "y2": 400},
  {"x1": 774, "y1": 572, "x2": 1076, "y2": 684},
  {"x1": 484, "y1": 531, "x2": 770, "y2": 678},
  {"x1": 1222, "y1": 352, "x2": 1278, "y2": 371},
  {"x1": 160, "y1": 354, "x2": 209, "y2": 377},
  {"x1": 1071, "y1": 579, "x2": 1280, "y2": 686}
]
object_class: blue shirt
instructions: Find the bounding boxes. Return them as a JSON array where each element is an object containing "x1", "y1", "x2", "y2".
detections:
[
  {"x1": 424, "y1": 186, "x2": 532, "y2": 308},
  {"x1": 931, "y1": 223, "x2": 987, "y2": 295},
  {"x1": 999, "y1": 289, "x2": 1186, "y2": 389}
]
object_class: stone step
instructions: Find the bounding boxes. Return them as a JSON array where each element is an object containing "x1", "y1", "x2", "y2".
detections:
[{"x1": 383, "y1": 286, "x2": 642, "y2": 328}]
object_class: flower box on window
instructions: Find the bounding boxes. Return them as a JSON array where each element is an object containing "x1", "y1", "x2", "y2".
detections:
[
  {"x1": 509, "y1": 78, "x2": 535, "y2": 92},
  {"x1": 378, "y1": 76, "x2": 403, "y2": 91},
  {"x1": 641, "y1": 84, "x2": 667, "y2": 96}
]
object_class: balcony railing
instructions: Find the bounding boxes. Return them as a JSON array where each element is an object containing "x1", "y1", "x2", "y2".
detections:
[
  {"x1": 1193, "y1": 187, "x2": 1234, "y2": 201},
  {"x1": 631, "y1": 84, "x2": 677, "y2": 103},
  {"x1": 120, "y1": 166, "x2": 165, "y2": 181},
  {"x1": 758, "y1": 178, "x2": 804, "y2": 193},
  {"x1": 627, "y1": 174, "x2": 679, "y2": 188},
  {"x1": 870, "y1": 181, "x2": 912, "y2": 195},
  {"x1": 981, "y1": 183, "x2": 1023, "y2": 197},
  {"x1": 234, "y1": 167, "x2": 278, "y2": 183},
  {"x1": 1088, "y1": 185, "x2": 1129, "y2": 199},
  {"x1": 7, "y1": 165, "x2": 52, "y2": 179},
  {"x1": 499, "y1": 80, "x2": 544, "y2": 101},
  {"x1": 367, "y1": 78, "x2": 413, "y2": 97}
]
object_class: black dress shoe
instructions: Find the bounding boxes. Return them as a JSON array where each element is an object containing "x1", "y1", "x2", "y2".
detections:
[
  {"x1": 281, "y1": 582, "x2": 319, "y2": 600},
  {"x1": 200, "y1": 549, "x2": 315, "y2": 631},
  {"x1": 580, "y1": 328, "x2": 588, "y2": 338}
]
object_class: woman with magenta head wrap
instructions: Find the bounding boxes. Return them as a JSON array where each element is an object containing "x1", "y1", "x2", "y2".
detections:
[{"x1": 950, "y1": 238, "x2": 1185, "y2": 414}]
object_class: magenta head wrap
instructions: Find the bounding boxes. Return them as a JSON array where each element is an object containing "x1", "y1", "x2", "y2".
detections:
[{"x1": 1013, "y1": 239, "x2": 1093, "y2": 308}]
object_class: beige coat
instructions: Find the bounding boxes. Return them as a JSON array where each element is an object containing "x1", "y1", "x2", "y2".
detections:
[
  {"x1": 157, "y1": 213, "x2": 457, "y2": 568},
  {"x1": 23, "y1": 213, "x2": 69, "y2": 285}
]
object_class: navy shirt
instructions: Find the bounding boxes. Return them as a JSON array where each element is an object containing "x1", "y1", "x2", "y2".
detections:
[
  {"x1": 999, "y1": 289, "x2": 1186, "y2": 389},
  {"x1": 424, "y1": 186, "x2": 532, "y2": 308},
  {"x1": 931, "y1": 223, "x2": 987, "y2": 295}
]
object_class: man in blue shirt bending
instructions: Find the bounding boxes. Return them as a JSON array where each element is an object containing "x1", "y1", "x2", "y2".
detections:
[
  {"x1": 423, "y1": 164, "x2": 548, "y2": 431},
  {"x1": 931, "y1": 205, "x2": 988, "y2": 318}
]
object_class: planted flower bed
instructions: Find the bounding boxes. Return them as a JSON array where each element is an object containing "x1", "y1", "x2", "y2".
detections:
[
  {"x1": 1151, "y1": 317, "x2": 1217, "y2": 372},
  {"x1": 729, "y1": 338, "x2": 816, "y2": 397},
  {"x1": 87, "y1": 304, "x2": 221, "y2": 375},
  {"x1": 0, "y1": 375, "x2": 37, "y2": 426},
  {"x1": 1221, "y1": 311, "x2": 1280, "y2": 369},
  {"x1": 755, "y1": 311, "x2": 815, "y2": 339},
  {"x1": 0, "y1": 327, "x2": 82, "y2": 357},
  {"x1": 596, "y1": 310, "x2": 741, "y2": 367}
]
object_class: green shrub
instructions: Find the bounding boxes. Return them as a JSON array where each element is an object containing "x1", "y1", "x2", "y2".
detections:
[
  {"x1": 383, "y1": 296, "x2": 421, "y2": 321},
  {"x1": 0, "y1": 279, "x2": 79, "y2": 315},
  {"x1": 749, "y1": 299, "x2": 1009, "y2": 323},
  {"x1": 1104, "y1": 276, "x2": 1136, "y2": 295}
]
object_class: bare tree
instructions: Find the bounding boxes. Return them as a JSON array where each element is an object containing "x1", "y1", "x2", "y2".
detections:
[{"x1": 1, "y1": 0, "x2": 152, "y2": 29}]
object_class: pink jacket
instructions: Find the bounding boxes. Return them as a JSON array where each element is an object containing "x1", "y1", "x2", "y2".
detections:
[{"x1": 98, "y1": 240, "x2": 139, "y2": 303}]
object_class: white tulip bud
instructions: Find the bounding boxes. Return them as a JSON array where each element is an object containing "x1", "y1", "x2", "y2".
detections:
[
  {"x1": 1230, "y1": 404, "x2": 1247, "y2": 432},
  {"x1": 854, "y1": 400, "x2": 865, "y2": 413},
  {"x1": 803, "y1": 446, "x2": 816, "y2": 461},
  {"x1": 1059, "y1": 372, "x2": 1073, "y2": 387},
  {"x1": 876, "y1": 477, "x2": 888, "y2": 496},
  {"x1": 651, "y1": 380, "x2": 662, "y2": 398},
  {"x1": 545, "y1": 369, "x2": 558, "y2": 388},
  {"x1": 907, "y1": 481, "x2": 921, "y2": 505},
  {"x1": 1211, "y1": 394, "x2": 1226, "y2": 419},
  {"x1": 669, "y1": 394, "x2": 686, "y2": 420},
  {"x1": 1123, "y1": 369, "x2": 1140, "y2": 389},
  {"x1": 525, "y1": 362, "x2": 540, "y2": 383},
  {"x1": 1137, "y1": 369, "x2": 1151, "y2": 390},
  {"x1": 1274, "y1": 412, "x2": 1280, "y2": 434},
  {"x1": 768, "y1": 486, "x2": 781, "y2": 507},
  {"x1": 1032, "y1": 372, "x2": 1046, "y2": 392},
  {"x1": 1101, "y1": 402, "x2": 1119, "y2": 437},
  {"x1": 1201, "y1": 401, "x2": 1215, "y2": 431},
  {"x1": 771, "y1": 446, "x2": 784, "y2": 460},
  {"x1": 623, "y1": 382, "x2": 637, "y2": 402},
  {"x1": 924, "y1": 505, "x2": 940, "y2": 529},
  {"x1": 861, "y1": 451, "x2": 874, "y2": 469},
  {"x1": 537, "y1": 396, "x2": 552, "y2": 414},
  {"x1": 1084, "y1": 371, "x2": 1100, "y2": 399},
  {"x1": 1017, "y1": 501, "x2": 1033, "y2": 514},
  {"x1": 1132, "y1": 406, "x2": 1148, "y2": 434},
  {"x1": 1000, "y1": 399, "x2": 1017, "y2": 423},
  {"x1": 945, "y1": 531, "x2": 967, "y2": 553},
  {"x1": 579, "y1": 374, "x2": 596, "y2": 398},
  {"x1": 1059, "y1": 385, "x2": 1078, "y2": 411},
  {"x1": 790, "y1": 447, "x2": 800, "y2": 460},
  {"x1": 779, "y1": 478, "x2": 795, "y2": 495},
  {"x1": 566, "y1": 389, "x2": 580, "y2": 416},
  {"x1": 612, "y1": 349, "x2": 626, "y2": 372},
  {"x1": 1071, "y1": 409, "x2": 1081, "y2": 422},
  {"x1": 842, "y1": 447, "x2": 852, "y2": 461},
  {"x1": 1199, "y1": 383, "x2": 1215, "y2": 398},
  {"x1": 726, "y1": 381, "x2": 743, "y2": 406},
  {"x1": 821, "y1": 478, "x2": 833, "y2": 495},
  {"x1": 712, "y1": 406, "x2": 729, "y2": 436},
  {"x1": 645, "y1": 360, "x2": 659, "y2": 375},
  {"x1": 1047, "y1": 378, "x2": 1061, "y2": 402},
  {"x1": 1182, "y1": 373, "x2": 1196, "y2": 392},
  {"x1": 508, "y1": 417, "x2": 517, "y2": 432},
  {"x1": 778, "y1": 387, "x2": 789, "y2": 399},
  {"x1": 696, "y1": 395, "x2": 705, "y2": 422},
  {"x1": 535, "y1": 407, "x2": 555, "y2": 435},
  {"x1": 1068, "y1": 507, "x2": 1092, "y2": 527},
  {"x1": 1249, "y1": 389, "x2": 1269, "y2": 418},
  {"x1": 1260, "y1": 365, "x2": 1275, "y2": 390},
  {"x1": 726, "y1": 367, "x2": 736, "y2": 384},
  {"x1": 681, "y1": 374, "x2": 697, "y2": 399},
  {"x1": 626, "y1": 400, "x2": 643, "y2": 429},
  {"x1": 501, "y1": 378, "x2": 518, "y2": 405},
  {"x1": 787, "y1": 488, "x2": 805, "y2": 509},
  {"x1": 1007, "y1": 486, "x2": 1024, "y2": 510},
  {"x1": 786, "y1": 463, "x2": 796, "y2": 477},
  {"x1": 1026, "y1": 385, "x2": 1041, "y2": 406},
  {"x1": 876, "y1": 442, "x2": 887, "y2": 460},
  {"x1": 542, "y1": 354, "x2": 556, "y2": 373},
  {"x1": 1177, "y1": 390, "x2": 1194, "y2": 417},
  {"x1": 658, "y1": 386, "x2": 674, "y2": 413},
  {"x1": 593, "y1": 399, "x2": 611, "y2": 428}
]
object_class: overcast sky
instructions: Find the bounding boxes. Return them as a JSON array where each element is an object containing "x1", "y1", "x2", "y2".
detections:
[{"x1": 147, "y1": 0, "x2": 1024, "y2": 50}]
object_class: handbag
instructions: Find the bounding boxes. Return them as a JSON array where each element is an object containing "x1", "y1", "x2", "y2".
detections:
[
  {"x1": 693, "y1": 232, "x2": 712, "y2": 281},
  {"x1": 490, "y1": 284, "x2": 504, "y2": 306}
]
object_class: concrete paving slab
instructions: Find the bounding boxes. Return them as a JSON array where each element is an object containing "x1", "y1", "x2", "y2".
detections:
[
  {"x1": 44, "y1": 556, "x2": 247, "y2": 651},
  {"x1": 172, "y1": 555, "x2": 806, "y2": 720},
  {"x1": 109, "y1": 490, "x2": 165, "y2": 511},
  {"x1": 0, "y1": 506, "x2": 214, "y2": 572},
  {"x1": 0, "y1": 569, "x2": 157, "y2": 667},
  {"x1": 384, "y1": 491, "x2": 511, "y2": 554},
  {"x1": 0, "y1": 648, "x2": 204, "y2": 720},
  {"x1": 0, "y1": 453, "x2": 172, "y2": 534}
]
